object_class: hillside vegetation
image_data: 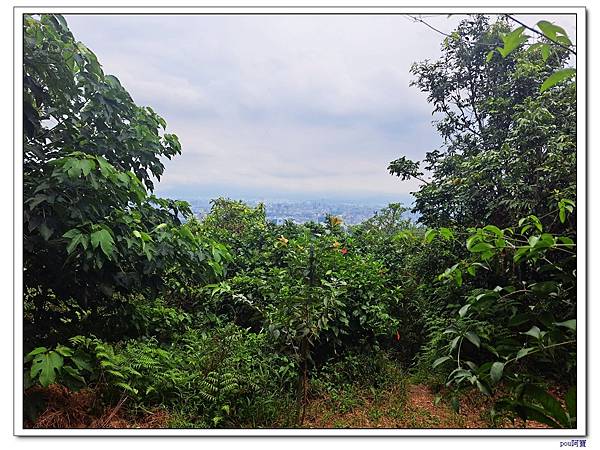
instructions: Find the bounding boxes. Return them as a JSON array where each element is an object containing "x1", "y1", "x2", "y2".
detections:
[{"x1": 23, "y1": 14, "x2": 577, "y2": 429}]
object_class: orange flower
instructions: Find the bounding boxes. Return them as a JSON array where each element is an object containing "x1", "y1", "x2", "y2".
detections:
[
  {"x1": 395, "y1": 330, "x2": 400, "y2": 341},
  {"x1": 329, "y1": 216, "x2": 343, "y2": 226}
]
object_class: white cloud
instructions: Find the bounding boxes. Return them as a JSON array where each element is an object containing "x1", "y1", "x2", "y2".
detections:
[{"x1": 64, "y1": 13, "x2": 576, "y2": 201}]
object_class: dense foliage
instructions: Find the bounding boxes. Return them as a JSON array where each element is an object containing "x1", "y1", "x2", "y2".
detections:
[
  {"x1": 22, "y1": 14, "x2": 578, "y2": 429},
  {"x1": 389, "y1": 16, "x2": 576, "y2": 230}
]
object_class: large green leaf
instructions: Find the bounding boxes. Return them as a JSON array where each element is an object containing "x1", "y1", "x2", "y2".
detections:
[
  {"x1": 62, "y1": 365, "x2": 85, "y2": 382},
  {"x1": 524, "y1": 385, "x2": 569, "y2": 427},
  {"x1": 476, "y1": 380, "x2": 491, "y2": 396},
  {"x1": 432, "y1": 356, "x2": 452, "y2": 369},
  {"x1": 30, "y1": 351, "x2": 64, "y2": 387},
  {"x1": 464, "y1": 331, "x2": 481, "y2": 348},
  {"x1": 71, "y1": 353, "x2": 93, "y2": 372},
  {"x1": 516, "y1": 403, "x2": 561, "y2": 428},
  {"x1": 516, "y1": 347, "x2": 536, "y2": 360},
  {"x1": 554, "y1": 319, "x2": 576, "y2": 331},
  {"x1": 38, "y1": 222, "x2": 53, "y2": 241},
  {"x1": 496, "y1": 27, "x2": 529, "y2": 57},
  {"x1": 24, "y1": 347, "x2": 48, "y2": 363},
  {"x1": 537, "y1": 21, "x2": 572, "y2": 46},
  {"x1": 490, "y1": 362, "x2": 505, "y2": 384},
  {"x1": 54, "y1": 345, "x2": 73, "y2": 357},
  {"x1": 91, "y1": 228, "x2": 114, "y2": 257},
  {"x1": 522, "y1": 326, "x2": 541, "y2": 340},
  {"x1": 79, "y1": 158, "x2": 96, "y2": 177},
  {"x1": 458, "y1": 304, "x2": 471, "y2": 318},
  {"x1": 469, "y1": 242, "x2": 494, "y2": 253},
  {"x1": 540, "y1": 68, "x2": 576, "y2": 93}
]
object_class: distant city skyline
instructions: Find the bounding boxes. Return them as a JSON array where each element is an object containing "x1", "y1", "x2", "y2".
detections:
[{"x1": 186, "y1": 197, "x2": 416, "y2": 226}]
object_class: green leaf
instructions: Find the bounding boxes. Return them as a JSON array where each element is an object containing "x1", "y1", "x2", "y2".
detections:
[
  {"x1": 514, "y1": 246, "x2": 530, "y2": 263},
  {"x1": 464, "y1": 331, "x2": 481, "y2": 348},
  {"x1": 439, "y1": 227, "x2": 454, "y2": 240},
  {"x1": 516, "y1": 347, "x2": 536, "y2": 360},
  {"x1": 424, "y1": 229, "x2": 437, "y2": 243},
  {"x1": 62, "y1": 229, "x2": 80, "y2": 239},
  {"x1": 483, "y1": 225, "x2": 503, "y2": 237},
  {"x1": 65, "y1": 159, "x2": 83, "y2": 178},
  {"x1": 91, "y1": 229, "x2": 114, "y2": 257},
  {"x1": 80, "y1": 159, "x2": 96, "y2": 177},
  {"x1": 540, "y1": 68, "x2": 576, "y2": 93},
  {"x1": 454, "y1": 269, "x2": 463, "y2": 287},
  {"x1": 54, "y1": 345, "x2": 73, "y2": 357},
  {"x1": 528, "y1": 42, "x2": 551, "y2": 62},
  {"x1": 516, "y1": 403, "x2": 561, "y2": 428},
  {"x1": 558, "y1": 236, "x2": 574, "y2": 246},
  {"x1": 450, "y1": 396, "x2": 460, "y2": 413},
  {"x1": 66, "y1": 233, "x2": 83, "y2": 254},
  {"x1": 24, "y1": 347, "x2": 48, "y2": 363},
  {"x1": 458, "y1": 304, "x2": 471, "y2": 318},
  {"x1": 482, "y1": 343, "x2": 499, "y2": 358},
  {"x1": 541, "y1": 44, "x2": 550, "y2": 62},
  {"x1": 559, "y1": 208, "x2": 566, "y2": 223},
  {"x1": 497, "y1": 27, "x2": 529, "y2": 57},
  {"x1": 522, "y1": 326, "x2": 541, "y2": 340},
  {"x1": 554, "y1": 319, "x2": 576, "y2": 331},
  {"x1": 107, "y1": 369, "x2": 126, "y2": 379},
  {"x1": 30, "y1": 351, "x2": 64, "y2": 387},
  {"x1": 62, "y1": 365, "x2": 85, "y2": 382},
  {"x1": 96, "y1": 155, "x2": 113, "y2": 177},
  {"x1": 524, "y1": 385, "x2": 569, "y2": 427},
  {"x1": 537, "y1": 20, "x2": 571, "y2": 45},
  {"x1": 466, "y1": 236, "x2": 477, "y2": 250},
  {"x1": 180, "y1": 225, "x2": 195, "y2": 241},
  {"x1": 433, "y1": 356, "x2": 452, "y2": 369},
  {"x1": 71, "y1": 354, "x2": 93, "y2": 372},
  {"x1": 530, "y1": 281, "x2": 558, "y2": 296},
  {"x1": 465, "y1": 361, "x2": 478, "y2": 371},
  {"x1": 470, "y1": 242, "x2": 494, "y2": 253},
  {"x1": 476, "y1": 380, "x2": 491, "y2": 396},
  {"x1": 490, "y1": 362, "x2": 505, "y2": 384},
  {"x1": 450, "y1": 336, "x2": 461, "y2": 351},
  {"x1": 39, "y1": 222, "x2": 53, "y2": 241}
]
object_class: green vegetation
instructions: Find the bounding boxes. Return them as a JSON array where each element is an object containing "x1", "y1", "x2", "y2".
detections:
[{"x1": 22, "y1": 14, "x2": 577, "y2": 429}]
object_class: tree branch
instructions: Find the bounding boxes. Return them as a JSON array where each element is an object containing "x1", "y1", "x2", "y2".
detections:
[
  {"x1": 406, "y1": 14, "x2": 452, "y2": 38},
  {"x1": 505, "y1": 14, "x2": 576, "y2": 56}
]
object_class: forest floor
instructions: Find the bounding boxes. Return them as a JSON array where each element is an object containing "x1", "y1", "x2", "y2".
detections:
[
  {"x1": 302, "y1": 383, "x2": 488, "y2": 429},
  {"x1": 302, "y1": 382, "x2": 548, "y2": 429},
  {"x1": 26, "y1": 382, "x2": 549, "y2": 429}
]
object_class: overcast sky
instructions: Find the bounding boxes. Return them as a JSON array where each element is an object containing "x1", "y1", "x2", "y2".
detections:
[{"x1": 65, "y1": 13, "x2": 576, "y2": 203}]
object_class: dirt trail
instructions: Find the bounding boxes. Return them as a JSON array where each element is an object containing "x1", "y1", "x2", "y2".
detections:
[
  {"x1": 303, "y1": 382, "x2": 556, "y2": 429},
  {"x1": 302, "y1": 383, "x2": 487, "y2": 429}
]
